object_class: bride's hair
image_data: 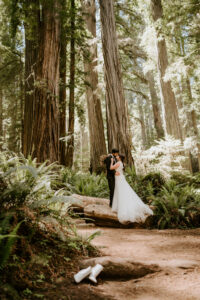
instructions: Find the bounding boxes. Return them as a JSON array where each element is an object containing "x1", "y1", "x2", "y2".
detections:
[
  {"x1": 119, "y1": 154, "x2": 125, "y2": 169},
  {"x1": 119, "y1": 154, "x2": 125, "y2": 162}
]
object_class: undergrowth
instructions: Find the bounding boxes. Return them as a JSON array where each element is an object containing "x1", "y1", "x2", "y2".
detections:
[{"x1": 0, "y1": 151, "x2": 100, "y2": 299}]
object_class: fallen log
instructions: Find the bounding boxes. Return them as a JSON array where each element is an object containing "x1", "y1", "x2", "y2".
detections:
[
  {"x1": 83, "y1": 204, "x2": 154, "y2": 228},
  {"x1": 71, "y1": 194, "x2": 109, "y2": 212}
]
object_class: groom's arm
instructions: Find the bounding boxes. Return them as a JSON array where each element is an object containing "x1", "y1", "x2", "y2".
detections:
[{"x1": 104, "y1": 155, "x2": 112, "y2": 170}]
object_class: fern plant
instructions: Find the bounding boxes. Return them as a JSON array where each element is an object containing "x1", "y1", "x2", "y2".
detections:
[
  {"x1": 0, "y1": 215, "x2": 23, "y2": 269},
  {"x1": 60, "y1": 169, "x2": 109, "y2": 198},
  {"x1": 152, "y1": 183, "x2": 200, "y2": 229},
  {"x1": 0, "y1": 151, "x2": 62, "y2": 208},
  {"x1": 68, "y1": 224, "x2": 101, "y2": 255}
]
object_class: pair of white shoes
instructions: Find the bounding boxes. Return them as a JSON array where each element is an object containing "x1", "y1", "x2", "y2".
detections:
[{"x1": 74, "y1": 264, "x2": 103, "y2": 284}]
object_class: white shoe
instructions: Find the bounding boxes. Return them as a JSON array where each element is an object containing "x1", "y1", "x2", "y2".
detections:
[
  {"x1": 88, "y1": 264, "x2": 103, "y2": 283},
  {"x1": 74, "y1": 266, "x2": 92, "y2": 283}
]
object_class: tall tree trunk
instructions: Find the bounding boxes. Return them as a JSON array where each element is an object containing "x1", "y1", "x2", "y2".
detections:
[
  {"x1": 145, "y1": 97, "x2": 155, "y2": 147},
  {"x1": 8, "y1": 93, "x2": 18, "y2": 152},
  {"x1": 0, "y1": 90, "x2": 3, "y2": 149},
  {"x1": 191, "y1": 110, "x2": 200, "y2": 171},
  {"x1": 179, "y1": 32, "x2": 200, "y2": 170},
  {"x1": 176, "y1": 84, "x2": 189, "y2": 139},
  {"x1": 81, "y1": 0, "x2": 107, "y2": 172},
  {"x1": 186, "y1": 79, "x2": 200, "y2": 170},
  {"x1": 99, "y1": 0, "x2": 133, "y2": 166},
  {"x1": 20, "y1": 57, "x2": 24, "y2": 152},
  {"x1": 66, "y1": 0, "x2": 75, "y2": 168},
  {"x1": 32, "y1": 1, "x2": 60, "y2": 162},
  {"x1": 105, "y1": 89, "x2": 112, "y2": 152},
  {"x1": 150, "y1": 0, "x2": 182, "y2": 141},
  {"x1": 147, "y1": 71, "x2": 164, "y2": 139},
  {"x1": 137, "y1": 97, "x2": 147, "y2": 149},
  {"x1": 59, "y1": 0, "x2": 67, "y2": 165},
  {"x1": 23, "y1": 0, "x2": 39, "y2": 157}
]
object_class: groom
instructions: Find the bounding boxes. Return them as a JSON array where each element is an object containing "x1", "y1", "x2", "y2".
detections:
[{"x1": 104, "y1": 148, "x2": 119, "y2": 207}]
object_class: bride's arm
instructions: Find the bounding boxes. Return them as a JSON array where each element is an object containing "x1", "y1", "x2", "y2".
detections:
[{"x1": 110, "y1": 158, "x2": 120, "y2": 170}]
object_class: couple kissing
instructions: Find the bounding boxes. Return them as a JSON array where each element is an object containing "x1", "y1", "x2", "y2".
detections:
[{"x1": 103, "y1": 149, "x2": 153, "y2": 224}]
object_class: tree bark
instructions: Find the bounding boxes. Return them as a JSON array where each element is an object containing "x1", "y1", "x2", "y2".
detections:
[
  {"x1": 191, "y1": 110, "x2": 200, "y2": 171},
  {"x1": 81, "y1": 0, "x2": 107, "y2": 172},
  {"x1": 147, "y1": 71, "x2": 164, "y2": 139},
  {"x1": 31, "y1": 0, "x2": 60, "y2": 162},
  {"x1": 137, "y1": 97, "x2": 147, "y2": 149},
  {"x1": 0, "y1": 90, "x2": 3, "y2": 149},
  {"x1": 178, "y1": 33, "x2": 200, "y2": 170},
  {"x1": 150, "y1": 0, "x2": 182, "y2": 141},
  {"x1": 99, "y1": 0, "x2": 133, "y2": 166},
  {"x1": 66, "y1": 0, "x2": 75, "y2": 168},
  {"x1": 23, "y1": 0, "x2": 39, "y2": 157},
  {"x1": 59, "y1": 0, "x2": 67, "y2": 165},
  {"x1": 8, "y1": 94, "x2": 18, "y2": 152},
  {"x1": 145, "y1": 97, "x2": 155, "y2": 147},
  {"x1": 19, "y1": 57, "x2": 24, "y2": 153},
  {"x1": 186, "y1": 79, "x2": 200, "y2": 170}
]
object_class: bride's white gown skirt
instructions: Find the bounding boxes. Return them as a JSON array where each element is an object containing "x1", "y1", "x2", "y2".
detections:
[{"x1": 112, "y1": 171, "x2": 153, "y2": 224}]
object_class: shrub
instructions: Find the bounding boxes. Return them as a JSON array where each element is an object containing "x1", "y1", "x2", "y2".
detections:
[
  {"x1": 0, "y1": 214, "x2": 23, "y2": 269},
  {"x1": 151, "y1": 182, "x2": 200, "y2": 229},
  {"x1": 0, "y1": 152, "x2": 67, "y2": 209},
  {"x1": 0, "y1": 151, "x2": 99, "y2": 271},
  {"x1": 60, "y1": 168, "x2": 109, "y2": 198},
  {"x1": 171, "y1": 172, "x2": 200, "y2": 188},
  {"x1": 125, "y1": 168, "x2": 165, "y2": 203}
]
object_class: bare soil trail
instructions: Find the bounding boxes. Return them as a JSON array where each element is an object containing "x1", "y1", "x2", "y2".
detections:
[{"x1": 78, "y1": 226, "x2": 200, "y2": 300}]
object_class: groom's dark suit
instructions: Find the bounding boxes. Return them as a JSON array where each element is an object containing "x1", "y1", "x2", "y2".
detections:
[{"x1": 104, "y1": 155, "x2": 117, "y2": 207}]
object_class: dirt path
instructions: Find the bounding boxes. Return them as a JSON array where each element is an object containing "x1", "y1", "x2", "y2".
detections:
[{"x1": 78, "y1": 226, "x2": 200, "y2": 300}]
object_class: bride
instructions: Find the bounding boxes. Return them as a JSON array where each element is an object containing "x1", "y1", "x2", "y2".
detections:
[{"x1": 110, "y1": 154, "x2": 153, "y2": 224}]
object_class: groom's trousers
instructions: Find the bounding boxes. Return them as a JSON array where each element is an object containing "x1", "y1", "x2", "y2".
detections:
[{"x1": 107, "y1": 174, "x2": 115, "y2": 207}]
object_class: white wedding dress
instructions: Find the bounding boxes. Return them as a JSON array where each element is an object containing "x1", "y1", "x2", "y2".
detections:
[{"x1": 112, "y1": 161, "x2": 153, "y2": 224}]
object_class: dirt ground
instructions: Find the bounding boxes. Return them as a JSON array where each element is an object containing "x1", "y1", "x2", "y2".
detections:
[{"x1": 78, "y1": 227, "x2": 200, "y2": 300}]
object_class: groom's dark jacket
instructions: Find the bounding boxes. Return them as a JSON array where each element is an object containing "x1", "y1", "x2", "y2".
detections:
[{"x1": 104, "y1": 155, "x2": 116, "y2": 177}]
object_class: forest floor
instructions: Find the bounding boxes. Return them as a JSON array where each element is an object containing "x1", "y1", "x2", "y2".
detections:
[
  {"x1": 77, "y1": 226, "x2": 200, "y2": 300},
  {"x1": 1, "y1": 217, "x2": 200, "y2": 300}
]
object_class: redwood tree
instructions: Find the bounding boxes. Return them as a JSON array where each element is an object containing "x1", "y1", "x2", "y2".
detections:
[
  {"x1": 150, "y1": 0, "x2": 182, "y2": 141},
  {"x1": 23, "y1": 0, "x2": 39, "y2": 157},
  {"x1": 99, "y1": 0, "x2": 133, "y2": 166},
  {"x1": 0, "y1": 90, "x2": 3, "y2": 149},
  {"x1": 59, "y1": 0, "x2": 67, "y2": 165},
  {"x1": 23, "y1": 0, "x2": 61, "y2": 163},
  {"x1": 81, "y1": 0, "x2": 107, "y2": 172},
  {"x1": 147, "y1": 71, "x2": 164, "y2": 139},
  {"x1": 66, "y1": 0, "x2": 75, "y2": 168}
]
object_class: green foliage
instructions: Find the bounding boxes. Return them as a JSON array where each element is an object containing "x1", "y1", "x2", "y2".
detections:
[
  {"x1": 68, "y1": 225, "x2": 100, "y2": 256},
  {"x1": 0, "y1": 151, "x2": 68, "y2": 209},
  {"x1": 141, "y1": 172, "x2": 166, "y2": 194},
  {"x1": 0, "y1": 214, "x2": 23, "y2": 269},
  {"x1": 124, "y1": 168, "x2": 200, "y2": 229},
  {"x1": 125, "y1": 168, "x2": 165, "y2": 203},
  {"x1": 0, "y1": 151, "x2": 100, "y2": 274},
  {"x1": 171, "y1": 172, "x2": 200, "y2": 189},
  {"x1": 60, "y1": 168, "x2": 109, "y2": 198},
  {"x1": 151, "y1": 182, "x2": 200, "y2": 229}
]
